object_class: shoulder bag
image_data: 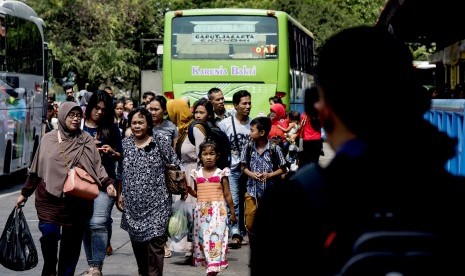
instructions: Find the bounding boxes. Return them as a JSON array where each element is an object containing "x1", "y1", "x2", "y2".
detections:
[
  {"x1": 154, "y1": 136, "x2": 187, "y2": 195},
  {"x1": 58, "y1": 131, "x2": 99, "y2": 200}
]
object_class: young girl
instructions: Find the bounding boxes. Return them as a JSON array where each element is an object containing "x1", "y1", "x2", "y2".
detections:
[
  {"x1": 278, "y1": 110, "x2": 300, "y2": 144},
  {"x1": 186, "y1": 139, "x2": 236, "y2": 276}
]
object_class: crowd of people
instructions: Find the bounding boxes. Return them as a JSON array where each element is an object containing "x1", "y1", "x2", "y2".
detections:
[{"x1": 13, "y1": 24, "x2": 465, "y2": 276}]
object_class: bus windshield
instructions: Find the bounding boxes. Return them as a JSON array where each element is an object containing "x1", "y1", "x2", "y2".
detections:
[{"x1": 172, "y1": 15, "x2": 278, "y2": 60}]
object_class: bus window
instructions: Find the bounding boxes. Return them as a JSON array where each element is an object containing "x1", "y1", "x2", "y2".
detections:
[{"x1": 172, "y1": 15, "x2": 278, "y2": 60}]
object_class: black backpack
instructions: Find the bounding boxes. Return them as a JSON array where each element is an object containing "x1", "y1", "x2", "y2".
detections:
[{"x1": 188, "y1": 120, "x2": 231, "y2": 169}]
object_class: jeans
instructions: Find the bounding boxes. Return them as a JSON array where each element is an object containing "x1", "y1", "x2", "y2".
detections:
[
  {"x1": 38, "y1": 221, "x2": 85, "y2": 276},
  {"x1": 228, "y1": 168, "x2": 243, "y2": 238},
  {"x1": 83, "y1": 190, "x2": 115, "y2": 267}
]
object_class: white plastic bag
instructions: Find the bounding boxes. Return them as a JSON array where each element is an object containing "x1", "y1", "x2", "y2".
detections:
[{"x1": 167, "y1": 199, "x2": 192, "y2": 243}]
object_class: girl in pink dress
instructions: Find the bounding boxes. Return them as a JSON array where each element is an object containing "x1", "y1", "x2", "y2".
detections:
[{"x1": 187, "y1": 139, "x2": 236, "y2": 276}]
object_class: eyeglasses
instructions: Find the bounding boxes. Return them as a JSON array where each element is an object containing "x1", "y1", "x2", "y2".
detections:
[{"x1": 67, "y1": 113, "x2": 82, "y2": 119}]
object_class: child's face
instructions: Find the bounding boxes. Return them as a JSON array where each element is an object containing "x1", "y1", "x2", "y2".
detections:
[
  {"x1": 250, "y1": 124, "x2": 264, "y2": 141},
  {"x1": 269, "y1": 111, "x2": 276, "y2": 120},
  {"x1": 200, "y1": 146, "x2": 218, "y2": 168},
  {"x1": 115, "y1": 103, "x2": 124, "y2": 117}
]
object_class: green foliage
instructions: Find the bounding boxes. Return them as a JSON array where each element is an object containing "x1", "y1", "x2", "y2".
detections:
[
  {"x1": 410, "y1": 43, "x2": 436, "y2": 61},
  {"x1": 23, "y1": 0, "x2": 388, "y2": 93}
]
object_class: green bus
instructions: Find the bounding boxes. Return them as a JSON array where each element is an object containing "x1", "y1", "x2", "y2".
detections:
[{"x1": 162, "y1": 8, "x2": 316, "y2": 118}]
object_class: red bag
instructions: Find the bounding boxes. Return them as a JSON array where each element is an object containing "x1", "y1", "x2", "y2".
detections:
[{"x1": 63, "y1": 167, "x2": 99, "y2": 200}]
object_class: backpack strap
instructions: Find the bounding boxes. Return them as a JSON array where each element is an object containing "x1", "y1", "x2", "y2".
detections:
[
  {"x1": 188, "y1": 120, "x2": 209, "y2": 145},
  {"x1": 245, "y1": 141, "x2": 253, "y2": 169},
  {"x1": 245, "y1": 142, "x2": 281, "y2": 171}
]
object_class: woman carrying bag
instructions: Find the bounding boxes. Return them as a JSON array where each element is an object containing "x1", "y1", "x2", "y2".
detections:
[{"x1": 15, "y1": 102, "x2": 115, "y2": 276}]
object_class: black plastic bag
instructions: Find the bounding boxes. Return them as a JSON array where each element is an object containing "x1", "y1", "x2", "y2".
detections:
[{"x1": 0, "y1": 206, "x2": 38, "y2": 271}]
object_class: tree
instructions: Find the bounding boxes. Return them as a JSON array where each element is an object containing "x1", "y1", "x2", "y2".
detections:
[{"x1": 24, "y1": 0, "x2": 387, "y2": 93}]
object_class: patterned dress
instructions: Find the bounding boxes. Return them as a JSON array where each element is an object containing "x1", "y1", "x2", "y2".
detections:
[
  {"x1": 191, "y1": 167, "x2": 230, "y2": 274},
  {"x1": 120, "y1": 134, "x2": 179, "y2": 242}
]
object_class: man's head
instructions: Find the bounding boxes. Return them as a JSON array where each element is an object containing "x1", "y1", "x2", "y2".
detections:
[
  {"x1": 315, "y1": 26, "x2": 429, "y2": 143},
  {"x1": 233, "y1": 90, "x2": 251, "y2": 117},
  {"x1": 142, "y1": 91, "x2": 156, "y2": 105},
  {"x1": 104, "y1": 86, "x2": 113, "y2": 97},
  {"x1": 207, "y1": 88, "x2": 225, "y2": 114},
  {"x1": 64, "y1": 84, "x2": 74, "y2": 98}
]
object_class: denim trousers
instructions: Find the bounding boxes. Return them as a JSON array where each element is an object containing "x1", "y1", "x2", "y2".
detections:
[
  {"x1": 38, "y1": 221, "x2": 85, "y2": 276},
  {"x1": 228, "y1": 168, "x2": 244, "y2": 238},
  {"x1": 83, "y1": 190, "x2": 115, "y2": 267}
]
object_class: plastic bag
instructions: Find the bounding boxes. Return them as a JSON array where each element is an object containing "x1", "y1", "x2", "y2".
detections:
[
  {"x1": 0, "y1": 206, "x2": 38, "y2": 271},
  {"x1": 167, "y1": 199, "x2": 193, "y2": 243}
]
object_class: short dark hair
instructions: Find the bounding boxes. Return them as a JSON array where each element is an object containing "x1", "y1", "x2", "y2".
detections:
[
  {"x1": 250, "y1": 116, "x2": 271, "y2": 137},
  {"x1": 142, "y1": 91, "x2": 156, "y2": 99},
  {"x1": 232, "y1": 90, "x2": 251, "y2": 105},
  {"x1": 64, "y1": 84, "x2": 73, "y2": 91},
  {"x1": 269, "y1": 96, "x2": 283, "y2": 104},
  {"x1": 316, "y1": 26, "x2": 427, "y2": 139},
  {"x1": 127, "y1": 106, "x2": 153, "y2": 136},
  {"x1": 207, "y1": 87, "x2": 222, "y2": 100}
]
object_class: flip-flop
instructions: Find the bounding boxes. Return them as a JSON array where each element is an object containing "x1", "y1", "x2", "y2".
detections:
[
  {"x1": 229, "y1": 237, "x2": 241, "y2": 249},
  {"x1": 164, "y1": 249, "x2": 172, "y2": 258}
]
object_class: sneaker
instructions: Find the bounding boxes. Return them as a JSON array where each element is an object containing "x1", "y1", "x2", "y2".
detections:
[
  {"x1": 85, "y1": 267, "x2": 102, "y2": 276},
  {"x1": 85, "y1": 267, "x2": 94, "y2": 276}
]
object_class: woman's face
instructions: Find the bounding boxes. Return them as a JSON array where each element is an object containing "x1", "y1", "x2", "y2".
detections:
[
  {"x1": 130, "y1": 112, "x2": 149, "y2": 139},
  {"x1": 194, "y1": 105, "x2": 208, "y2": 122},
  {"x1": 90, "y1": 101, "x2": 106, "y2": 123},
  {"x1": 65, "y1": 108, "x2": 82, "y2": 132},
  {"x1": 115, "y1": 103, "x2": 124, "y2": 118},
  {"x1": 147, "y1": 100, "x2": 165, "y2": 124}
]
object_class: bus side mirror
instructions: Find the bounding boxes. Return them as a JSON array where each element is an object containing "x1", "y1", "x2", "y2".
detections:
[{"x1": 52, "y1": 60, "x2": 61, "y2": 79}]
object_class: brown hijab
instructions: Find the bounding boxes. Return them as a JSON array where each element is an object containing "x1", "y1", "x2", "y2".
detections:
[{"x1": 29, "y1": 102, "x2": 107, "y2": 197}]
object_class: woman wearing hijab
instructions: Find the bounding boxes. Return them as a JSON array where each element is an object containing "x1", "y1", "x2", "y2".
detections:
[
  {"x1": 166, "y1": 99, "x2": 206, "y2": 260},
  {"x1": 15, "y1": 102, "x2": 115, "y2": 276},
  {"x1": 268, "y1": 103, "x2": 289, "y2": 149}
]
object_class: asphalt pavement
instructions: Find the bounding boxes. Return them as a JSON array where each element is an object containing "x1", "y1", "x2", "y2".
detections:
[{"x1": 0, "y1": 142, "x2": 334, "y2": 276}]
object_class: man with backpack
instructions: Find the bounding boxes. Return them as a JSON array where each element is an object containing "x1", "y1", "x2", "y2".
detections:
[
  {"x1": 218, "y1": 90, "x2": 252, "y2": 249},
  {"x1": 251, "y1": 26, "x2": 465, "y2": 275}
]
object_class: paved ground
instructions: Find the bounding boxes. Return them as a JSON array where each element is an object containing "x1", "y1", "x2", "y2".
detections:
[{"x1": 0, "y1": 142, "x2": 335, "y2": 276}]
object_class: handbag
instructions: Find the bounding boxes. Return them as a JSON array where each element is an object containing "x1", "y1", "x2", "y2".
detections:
[
  {"x1": 165, "y1": 163, "x2": 187, "y2": 195},
  {"x1": 0, "y1": 206, "x2": 38, "y2": 271},
  {"x1": 58, "y1": 131, "x2": 99, "y2": 200},
  {"x1": 153, "y1": 136, "x2": 187, "y2": 194}
]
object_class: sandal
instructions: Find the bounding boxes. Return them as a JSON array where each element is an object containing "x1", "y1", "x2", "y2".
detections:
[
  {"x1": 229, "y1": 237, "x2": 241, "y2": 249},
  {"x1": 164, "y1": 249, "x2": 172, "y2": 258},
  {"x1": 106, "y1": 243, "x2": 113, "y2": 256}
]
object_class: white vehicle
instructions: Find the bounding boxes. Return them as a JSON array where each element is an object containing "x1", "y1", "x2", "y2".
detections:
[{"x1": 0, "y1": 1, "x2": 55, "y2": 176}]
